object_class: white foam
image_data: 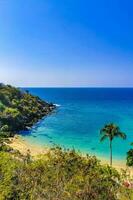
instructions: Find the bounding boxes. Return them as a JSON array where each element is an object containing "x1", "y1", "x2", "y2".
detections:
[{"x1": 54, "y1": 104, "x2": 61, "y2": 107}]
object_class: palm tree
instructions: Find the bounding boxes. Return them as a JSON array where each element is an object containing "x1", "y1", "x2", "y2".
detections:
[{"x1": 100, "y1": 123, "x2": 126, "y2": 166}]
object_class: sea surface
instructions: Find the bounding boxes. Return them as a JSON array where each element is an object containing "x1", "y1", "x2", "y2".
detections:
[{"x1": 21, "y1": 88, "x2": 133, "y2": 162}]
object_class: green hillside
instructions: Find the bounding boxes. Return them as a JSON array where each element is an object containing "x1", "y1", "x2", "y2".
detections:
[{"x1": 0, "y1": 83, "x2": 55, "y2": 137}]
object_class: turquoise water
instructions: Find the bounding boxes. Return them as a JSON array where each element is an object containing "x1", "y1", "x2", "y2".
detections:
[{"x1": 21, "y1": 88, "x2": 133, "y2": 162}]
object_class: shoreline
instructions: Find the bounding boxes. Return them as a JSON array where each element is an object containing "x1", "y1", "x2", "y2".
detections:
[
  {"x1": 8, "y1": 135, "x2": 133, "y2": 174},
  {"x1": 8, "y1": 135, "x2": 49, "y2": 156}
]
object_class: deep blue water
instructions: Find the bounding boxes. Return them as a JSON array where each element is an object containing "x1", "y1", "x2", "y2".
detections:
[{"x1": 21, "y1": 88, "x2": 133, "y2": 162}]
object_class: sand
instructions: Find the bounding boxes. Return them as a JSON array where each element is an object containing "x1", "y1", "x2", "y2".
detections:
[
  {"x1": 8, "y1": 135, "x2": 48, "y2": 157},
  {"x1": 8, "y1": 135, "x2": 133, "y2": 175}
]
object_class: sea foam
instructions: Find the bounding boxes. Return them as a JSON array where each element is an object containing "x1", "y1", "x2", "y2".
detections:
[{"x1": 54, "y1": 104, "x2": 61, "y2": 107}]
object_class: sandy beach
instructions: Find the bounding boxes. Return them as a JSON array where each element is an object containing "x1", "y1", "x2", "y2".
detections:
[
  {"x1": 8, "y1": 135, "x2": 133, "y2": 175},
  {"x1": 8, "y1": 135, "x2": 49, "y2": 157}
]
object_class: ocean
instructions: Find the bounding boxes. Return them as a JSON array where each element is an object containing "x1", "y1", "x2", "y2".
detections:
[{"x1": 21, "y1": 88, "x2": 133, "y2": 162}]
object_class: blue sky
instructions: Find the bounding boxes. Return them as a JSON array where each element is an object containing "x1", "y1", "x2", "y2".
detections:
[{"x1": 0, "y1": 0, "x2": 133, "y2": 87}]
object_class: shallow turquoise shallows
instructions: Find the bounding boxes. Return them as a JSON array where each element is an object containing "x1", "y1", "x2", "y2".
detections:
[{"x1": 21, "y1": 88, "x2": 133, "y2": 162}]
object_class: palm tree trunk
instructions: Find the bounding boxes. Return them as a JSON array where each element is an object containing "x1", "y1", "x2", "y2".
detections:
[{"x1": 110, "y1": 140, "x2": 112, "y2": 166}]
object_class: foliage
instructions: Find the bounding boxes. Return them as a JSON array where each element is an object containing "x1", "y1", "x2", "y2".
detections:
[
  {"x1": 0, "y1": 101, "x2": 5, "y2": 111},
  {"x1": 0, "y1": 147, "x2": 132, "y2": 200},
  {"x1": 127, "y1": 149, "x2": 133, "y2": 167},
  {"x1": 100, "y1": 123, "x2": 126, "y2": 166},
  {"x1": 119, "y1": 169, "x2": 133, "y2": 200},
  {"x1": 0, "y1": 84, "x2": 55, "y2": 136},
  {"x1": 0, "y1": 151, "x2": 21, "y2": 199},
  {"x1": 100, "y1": 123, "x2": 126, "y2": 142},
  {"x1": 126, "y1": 142, "x2": 133, "y2": 167}
]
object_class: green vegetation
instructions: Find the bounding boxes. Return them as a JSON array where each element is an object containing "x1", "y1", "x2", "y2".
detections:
[
  {"x1": 100, "y1": 123, "x2": 126, "y2": 166},
  {"x1": 0, "y1": 146, "x2": 132, "y2": 200},
  {"x1": 127, "y1": 143, "x2": 133, "y2": 167},
  {"x1": 127, "y1": 149, "x2": 133, "y2": 167},
  {"x1": 0, "y1": 83, "x2": 55, "y2": 136}
]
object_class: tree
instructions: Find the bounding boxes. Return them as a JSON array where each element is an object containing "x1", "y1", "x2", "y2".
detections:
[
  {"x1": 126, "y1": 143, "x2": 133, "y2": 167},
  {"x1": 100, "y1": 123, "x2": 126, "y2": 166},
  {"x1": 127, "y1": 149, "x2": 133, "y2": 167},
  {"x1": 0, "y1": 108, "x2": 22, "y2": 133}
]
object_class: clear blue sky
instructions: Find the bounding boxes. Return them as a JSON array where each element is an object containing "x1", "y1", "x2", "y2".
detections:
[{"x1": 0, "y1": 0, "x2": 133, "y2": 87}]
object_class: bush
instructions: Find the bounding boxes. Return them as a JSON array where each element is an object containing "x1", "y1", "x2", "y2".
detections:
[
  {"x1": 127, "y1": 149, "x2": 133, "y2": 167},
  {"x1": 0, "y1": 147, "x2": 130, "y2": 200}
]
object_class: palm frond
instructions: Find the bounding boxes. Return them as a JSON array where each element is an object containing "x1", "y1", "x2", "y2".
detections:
[
  {"x1": 100, "y1": 135, "x2": 107, "y2": 142},
  {"x1": 117, "y1": 132, "x2": 126, "y2": 140},
  {"x1": 100, "y1": 123, "x2": 127, "y2": 141}
]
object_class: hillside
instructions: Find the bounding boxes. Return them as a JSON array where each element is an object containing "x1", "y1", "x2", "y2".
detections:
[{"x1": 0, "y1": 83, "x2": 55, "y2": 137}]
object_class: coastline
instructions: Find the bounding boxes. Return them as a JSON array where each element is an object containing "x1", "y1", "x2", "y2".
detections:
[
  {"x1": 8, "y1": 135, "x2": 133, "y2": 174},
  {"x1": 8, "y1": 135, "x2": 49, "y2": 157}
]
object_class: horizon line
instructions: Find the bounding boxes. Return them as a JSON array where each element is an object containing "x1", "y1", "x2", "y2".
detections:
[
  {"x1": 19, "y1": 86, "x2": 133, "y2": 89},
  {"x1": 3, "y1": 83, "x2": 133, "y2": 88}
]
